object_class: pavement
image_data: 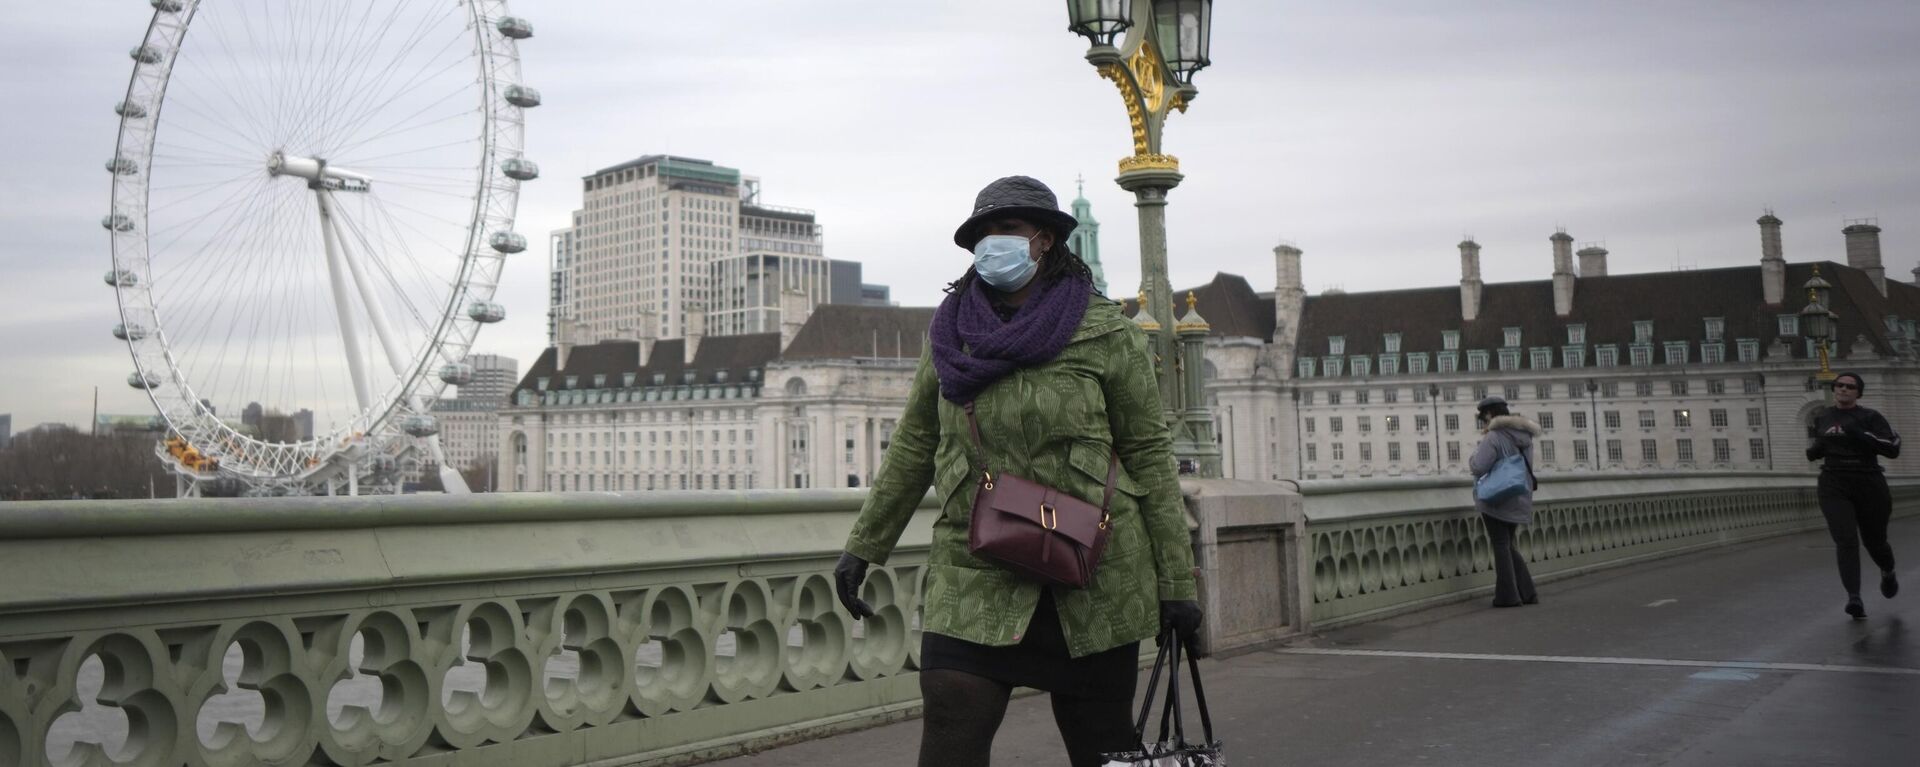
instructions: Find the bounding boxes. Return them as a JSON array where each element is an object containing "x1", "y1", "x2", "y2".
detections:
[{"x1": 711, "y1": 518, "x2": 1918, "y2": 766}]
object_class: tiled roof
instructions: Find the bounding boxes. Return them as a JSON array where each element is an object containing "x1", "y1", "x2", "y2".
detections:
[
  {"x1": 1121, "y1": 273, "x2": 1277, "y2": 340},
  {"x1": 512, "y1": 333, "x2": 780, "y2": 394},
  {"x1": 1293, "y1": 261, "x2": 1920, "y2": 358},
  {"x1": 782, "y1": 304, "x2": 934, "y2": 360}
]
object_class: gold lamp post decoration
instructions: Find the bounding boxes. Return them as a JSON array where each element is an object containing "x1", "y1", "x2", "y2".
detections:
[
  {"x1": 1065, "y1": 0, "x2": 1218, "y2": 476},
  {"x1": 1800, "y1": 266, "x2": 1837, "y2": 382}
]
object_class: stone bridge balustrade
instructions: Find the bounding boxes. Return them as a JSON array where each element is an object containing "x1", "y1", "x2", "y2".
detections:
[{"x1": 0, "y1": 492, "x2": 935, "y2": 767}]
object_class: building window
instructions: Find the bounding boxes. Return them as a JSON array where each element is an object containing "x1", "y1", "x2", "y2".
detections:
[
  {"x1": 1503, "y1": 327, "x2": 1522, "y2": 348},
  {"x1": 1535, "y1": 383, "x2": 1553, "y2": 400},
  {"x1": 1603, "y1": 410, "x2": 1621, "y2": 429},
  {"x1": 1568, "y1": 324, "x2": 1587, "y2": 344},
  {"x1": 1572, "y1": 440, "x2": 1589, "y2": 464},
  {"x1": 1442, "y1": 387, "x2": 1459, "y2": 402},
  {"x1": 1596, "y1": 346, "x2": 1619, "y2": 367},
  {"x1": 1356, "y1": 390, "x2": 1372, "y2": 405},
  {"x1": 1387, "y1": 442, "x2": 1402, "y2": 461},
  {"x1": 1737, "y1": 339, "x2": 1760, "y2": 362},
  {"x1": 1415, "y1": 414, "x2": 1430, "y2": 431},
  {"x1": 1443, "y1": 330, "x2": 1461, "y2": 350},
  {"x1": 1332, "y1": 442, "x2": 1345, "y2": 461},
  {"x1": 1638, "y1": 410, "x2": 1656, "y2": 428},
  {"x1": 1634, "y1": 321, "x2": 1654, "y2": 343},
  {"x1": 1702, "y1": 343, "x2": 1726, "y2": 364},
  {"x1": 1749, "y1": 438, "x2": 1767, "y2": 460},
  {"x1": 1305, "y1": 444, "x2": 1317, "y2": 461},
  {"x1": 1384, "y1": 388, "x2": 1400, "y2": 403},
  {"x1": 1746, "y1": 407, "x2": 1762, "y2": 428},
  {"x1": 1330, "y1": 417, "x2": 1344, "y2": 434},
  {"x1": 1677, "y1": 438, "x2": 1695, "y2": 463},
  {"x1": 1705, "y1": 317, "x2": 1725, "y2": 342},
  {"x1": 1298, "y1": 358, "x2": 1316, "y2": 377},
  {"x1": 1641, "y1": 439, "x2": 1659, "y2": 462},
  {"x1": 1530, "y1": 348, "x2": 1553, "y2": 370},
  {"x1": 1469, "y1": 351, "x2": 1490, "y2": 372},
  {"x1": 1379, "y1": 355, "x2": 1400, "y2": 375},
  {"x1": 1635, "y1": 380, "x2": 1654, "y2": 397},
  {"x1": 1417, "y1": 442, "x2": 1431, "y2": 462},
  {"x1": 1670, "y1": 380, "x2": 1690, "y2": 396},
  {"x1": 1563, "y1": 346, "x2": 1587, "y2": 368},
  {"x1": 1328, "y1": 391, "x2": 1343, "y2": 405},
  {"x1": 1445, "y1": 414, "x2": 1460, "y2": 432},
  {"x1": 1409, "y1": 353, "x2": 1430, "y2": 374},
  {"x1": 1438, "y1": 352, "x2": 1459, "y2": 373},
  {"x1": 1606, "y1": 439, "x2": 1623, "y2": 463},
  {"x1": 1473, "y1": 384, "x2": 1489, "y2": 401},
  {"x1": 1446, "y1": 441, "x2": 1461, "y2": 462},
  {"x1": 1325, "y1": 357, "x2": 1344, "y2": 377},
  {"x1": 1710, "y1": 408, "x2": 1728, "y2": 428},
  {"x1": 1352, "y1": 357, "x2": 1372, "y2": 377},
  {"x1": 1674, "y1": 409, "x2": 1693, "y2": 428},
  {"x1": 1498, "y1": 349, "x2": 1520, "y2": 371},
  {"x1": 1329, "y1": 336, "x2": 1346, "y2": 355},
  {"x1": 1663, "y1": 342, "x2": 1690, "y2": 365},
  {"x1": 1712, "y1": 438, "x2": 1731, "y2": 462},
  {"x1": 1602, "y1": 381, "x2": 1620, "y2": 397},
  {"x1": 1305, "y1": 417, "x2": 1316, "y2": 434},
  {"x1": 1707, "y1": 379, "x2": 1727, "y2": 395},
  {"x1": 1742, "y1": 377, "x2": 1762, "y2": 394},
  {"x1": 1358, "y1": 416, "x2": 1372, "y2": 434},
  {"x1": 1571, "y1": 411, "x2": 1588, "y2": 430},
  {"x1": 1778, "y1": 315, "x2": 1799, "y2": 336},
  {"x1": 1301, "y1": 391, "x2": 1316, "y2": 405},
  {"x1": 1542, "y1": 441, "x2": 1557, "y2": 463},
  {"x1": 1630, "y1": 345, "x2": 1652, "y2": 366},
  {"x1": 1386, "y1": 415, "x2": 1402, "y2": 432},
  {"x1": 1539, "y1": 412, "x2": 1556, "y2": 430},
  {"x1": 1497, "y1": 385, "x2": 1516, "y2": 402},
  {"x1": 1384, "y1": 333, "x2": 1402, "y2": 353}
]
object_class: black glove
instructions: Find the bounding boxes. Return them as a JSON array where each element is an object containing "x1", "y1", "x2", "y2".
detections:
[
  {"x1": 833, "y1": 552, "x2": 875, "y2": 620},
  {"x1": 1158, "y1": 599, "x2": 1203, "y2": 645}
]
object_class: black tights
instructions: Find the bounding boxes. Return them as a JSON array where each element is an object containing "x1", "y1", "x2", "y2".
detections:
[
  {"x1": 917, "y1": 669, "x2": 1138, "y2": 767},
  {"x1": 1482, "y1": 515, "x2": 1537, "y2": 605},
  {"x1": 1818, "y1": 472, "x2": 1897, "y2": 596}
]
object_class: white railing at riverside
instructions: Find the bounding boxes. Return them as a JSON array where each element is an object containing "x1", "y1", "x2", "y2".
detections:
[
  {"x1": 1297, "y1": 472, "x2": 1920, "y2": 627},
  {"x1": 0, "y1": 491, "x2": 935, "y2": 767}
]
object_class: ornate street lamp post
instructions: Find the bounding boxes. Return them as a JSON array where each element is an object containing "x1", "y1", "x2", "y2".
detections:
[
  {"x1": 1065, "y1": 0, "x2": 1217, "y2": 475},
  {"x1": 1800, "y1": 267, "x2": 1837, "y2": 388}
]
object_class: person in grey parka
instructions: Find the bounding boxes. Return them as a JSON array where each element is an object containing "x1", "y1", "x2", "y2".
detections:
[{"x1": 1468, "y1": 396, "x2": 1541, "y2": 607}]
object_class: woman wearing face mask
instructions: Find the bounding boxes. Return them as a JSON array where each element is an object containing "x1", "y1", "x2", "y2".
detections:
[
  {"x1": 1467, "y1": 396, "x2": 1541, "y2": 608},
  {"x1": 832, "y1": 176, "x2": 1201, "y2": 767},
  {"x1": 1806, "y1": 372, "x2": 1902, "y2": 619}
]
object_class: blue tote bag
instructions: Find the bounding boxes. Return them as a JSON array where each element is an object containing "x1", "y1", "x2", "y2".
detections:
[{"x1": 1474, "y1": 444, "x2": 1535, "y2": 504}]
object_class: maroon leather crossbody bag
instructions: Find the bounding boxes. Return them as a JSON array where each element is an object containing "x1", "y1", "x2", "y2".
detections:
[{"x1": 962, "y1": 402, "x2": 1117, "y2": 589}]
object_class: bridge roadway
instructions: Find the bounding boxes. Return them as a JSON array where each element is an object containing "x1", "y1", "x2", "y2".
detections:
[{"x1": 715, "y1": 520, "x2": 1917, "y2": 766}]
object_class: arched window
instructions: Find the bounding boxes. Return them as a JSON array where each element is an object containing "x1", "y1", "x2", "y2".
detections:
[{"x1": 785, "y1": 377, "x2": 807, "y2": 396}]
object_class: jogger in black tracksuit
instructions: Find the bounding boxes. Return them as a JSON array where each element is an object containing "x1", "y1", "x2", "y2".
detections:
[{"x1": 1805, "y1": 372, "x2": 1902, "y2": 619}]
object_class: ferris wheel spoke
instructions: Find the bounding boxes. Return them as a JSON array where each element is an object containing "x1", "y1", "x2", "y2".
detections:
[
  {"x1": 319, "y1": 11, "x2": 470, "y2": 156},
  {"x1": 305, "y1": 0, "x2": 449, "y2": 153},
  {"x1": 328, "y1": 198, "x2": 438, "y2": 347},
  {"x1": 324, "y1": 55, "x2": 476, "y2": 156},
  {"x1": 192, "y1": 8, "x2": 283, "y2": 149},
  {"x1": 302, "y1": 0, "x2": 433, "y2": 156}
]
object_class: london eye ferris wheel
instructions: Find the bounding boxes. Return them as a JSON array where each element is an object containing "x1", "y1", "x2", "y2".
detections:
[{"x1": 105, "y1": 0, "x2": 540, "y2": 496}]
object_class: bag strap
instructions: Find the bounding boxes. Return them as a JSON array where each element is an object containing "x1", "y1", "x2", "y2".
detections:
[
  {"x1": 964, "y1": 401, "x2": 1121, "y2": 509},
  {"x1": 1157, "y1": 630, "x2": 1185, "y2": 746},
  {"x1": 1131, "y1": 636, "x2": 1174, "y2": 744},
  {"x1": 1182, "y1": 634, "x2": 1217, "y2": 746}
]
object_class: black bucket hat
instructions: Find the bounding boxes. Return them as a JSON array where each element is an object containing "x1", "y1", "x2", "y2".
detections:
[{"x1": 952, "y1": 175, "x2": 1080, "y2": 249}]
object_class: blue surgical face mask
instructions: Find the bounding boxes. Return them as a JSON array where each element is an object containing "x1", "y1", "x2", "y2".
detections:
[{"x1": 972, "y1": 233, "x2": 1040, "y2": 291}]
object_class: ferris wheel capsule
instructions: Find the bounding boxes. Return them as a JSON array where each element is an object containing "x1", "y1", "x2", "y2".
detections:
[
  {"x1": 113, "y1": 323, "x2": 149, "y2": 341},
  {"x1": 150, "y1": 0, "x2": 184, "y2": 11},
  {"x1": 102, "y1": 213, "x2": 135, "y2": 232},
  {"x1": 105, "y1": 269, "x2": 138, "y2": 287},
  {"x1": 130, "y1": 46, "x2": 164, "y2": 65},
  {"x1": 468, "y1": 300, "x2": 506, "y2": 323},
  {"x1": 503, "y1": 84, "x2": 542, "y2": 108},
  {"x1": 489, "y1": 231, "x2": 527, "y2": 253},
  {"x1": 128, "y1": 371, "x2": 162, "y2": 389},
  {"x1": 115, "y1": 100, "x2": 147, "y2": 119},
  {"x1": 400, "y1": 415, "x2": 439, "y2": 438},
  {"x1": 107, "y1": 156, "x2": 139, "y2": 175},
  {"x1": 496, "y1": 17, "x2": 533, "y2": 39},
  {"x1": 439, "y1": 362, "x2": 475, "y2": 385},
  {"x1": 501, "y1": 157, "x2": 539, "y2": 181}
]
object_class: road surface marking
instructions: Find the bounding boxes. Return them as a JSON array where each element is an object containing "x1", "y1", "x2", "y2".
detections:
[
  {"x1": 1276, "y1": 648, "x2": 1920, "y2": 677},
  {"x1": 1646, "y1": 599, "x2": 1678, "y2": 607}
]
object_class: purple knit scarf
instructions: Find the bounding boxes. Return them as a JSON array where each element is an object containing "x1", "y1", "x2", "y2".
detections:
[{"x1": 930, "y1": 274, "x2": 1091, "y2": 404}]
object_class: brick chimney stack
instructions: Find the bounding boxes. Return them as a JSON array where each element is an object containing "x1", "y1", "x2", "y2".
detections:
[
  {"x1": 1759, "y1": 211, "x2": 1786, "y2": 305},
  {"x1": 1551, "y1": 229, "x2": 1576, "y2": 317},
  {"x1": 1576, "y1": 243, "x2": 1609, "y2": 277},
  {"x1": 1844, "y1": 219, "x2": 1886, "y2": 296},
  {"x1": 1459, "y1": 239, "x2": 1483, "y2": 322},
  {"x1": 1273, "y1": 243, "x2": 1305, "y2": 349}
]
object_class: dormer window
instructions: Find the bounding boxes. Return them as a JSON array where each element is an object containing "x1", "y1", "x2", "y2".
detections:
[
  {"x1": 1530, "y1": 348, "x2": 1553, "y2": 369},
  {"x1": 1297, "y1": 358, "x2": 1316, "y2": 378},
  {"x1": 536, "y1": 376, "x2": 549, "y2": 391},
  {"x1": 593, "y1": 374, "x2": 607, "y2": 388},
  {"x1": 682, "y1": 371, "x2": 698, "y2": 384},
  {"x1": 715, "y1": 370, "x2": 730, "y2": 383},
  {"x1": 651, "y1": 373, "x2": 666, "y2": 386},
  {"x1": 1503, "y1": 327, "x2": 1522, "y2": 348},
  {"x1": 1567, "y1": 324, "x2": 1586, "y2": 345},
  {"x1": 1383, "y1": 333, "x2": 1402, "y2": 353},
  {"x1": 1663, "y1": 341, "x2": 1689, "y2": 365},
  {"x1": 1329, "y1": 336, "x2": 1346, "y2": 355},
  {"x1": 1704, "y1": 317, "x2": 1725, "y2": 342},
  {"x1": 565, "y1": 376, "x2": 578, "y2": 389},
  {"x1": 623, "y1": 372, "x2": 637, "y2": 387},
  {"x1": 1633, "y1": 321, "x2": 1654, "y2": 343},
  {"x1": 1777, "y1": 315, "x2": 1799, "y2": 336},
  {"x1": 1442, "y1": 330, "x2": 1460, "y2": 351}
]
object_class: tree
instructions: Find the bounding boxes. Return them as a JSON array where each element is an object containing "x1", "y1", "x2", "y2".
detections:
[
  {"x1": 0, "y1": 426, "x2": 176, "y2": 500},
  {"x1": 460, "y1": 453, "x2": 498, "y2": 492}
]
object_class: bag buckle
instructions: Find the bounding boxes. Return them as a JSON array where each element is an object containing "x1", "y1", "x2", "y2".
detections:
[
  {"x1": 982, "y1": 470, "x2": 994, "y2": 491},
  {"x1": 1099, "y1": 511, "x2": 1110, "y2": 530},
  {"x1": 1039, "y1": 503, "x2": 1057, "y2": 530}
]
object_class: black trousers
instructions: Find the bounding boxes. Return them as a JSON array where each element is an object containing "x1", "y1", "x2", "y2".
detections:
[
  {"x1": 1482, "y1": 515, "x2": 1537, "y2": 605},
  {"x1": 1817, "y1": 471, "x2": 1897, "y2": 596}
]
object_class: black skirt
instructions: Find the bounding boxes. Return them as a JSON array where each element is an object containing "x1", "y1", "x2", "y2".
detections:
[{"x1": 920, "y1": 589, "x2": 1141, "y2": 698}]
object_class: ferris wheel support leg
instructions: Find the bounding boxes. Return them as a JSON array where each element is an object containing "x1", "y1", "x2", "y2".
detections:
[
  {"x1": 322, "y1": 193, "x2": 412, "y2": 378},
  {"x1": 426, "y1": 432, "x2": 470, "y2": 494},
  {"x1": 315, "y1": 190, "x2": 374, "y2": 412}
]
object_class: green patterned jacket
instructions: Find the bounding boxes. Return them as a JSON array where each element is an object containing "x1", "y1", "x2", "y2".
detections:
[{"x1": 844, "y1": 296, "x2": 1197, "y2": 658}]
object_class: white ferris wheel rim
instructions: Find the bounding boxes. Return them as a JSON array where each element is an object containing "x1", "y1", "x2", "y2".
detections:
[{"x1": 106, "y1": 0, "x2": 531, "y2": 484}]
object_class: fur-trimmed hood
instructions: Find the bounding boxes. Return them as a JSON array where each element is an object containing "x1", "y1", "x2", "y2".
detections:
[{"x1": 1481, "y1": 414, "x2": 1542, "y2": 438}]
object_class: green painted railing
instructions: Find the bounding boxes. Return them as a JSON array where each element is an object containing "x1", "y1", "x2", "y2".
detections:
[
  {"x1": 1297, "y1": 472, "x2": 1920, "y2": 627},
  {"x1": 1, "y1": 473, "x2": 1904, "y2": 766}
]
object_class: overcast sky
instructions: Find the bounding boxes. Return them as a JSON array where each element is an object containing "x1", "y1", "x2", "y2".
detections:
[{"x1": 4, "y1": 0, "x2": 1918, "y2": 432}]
